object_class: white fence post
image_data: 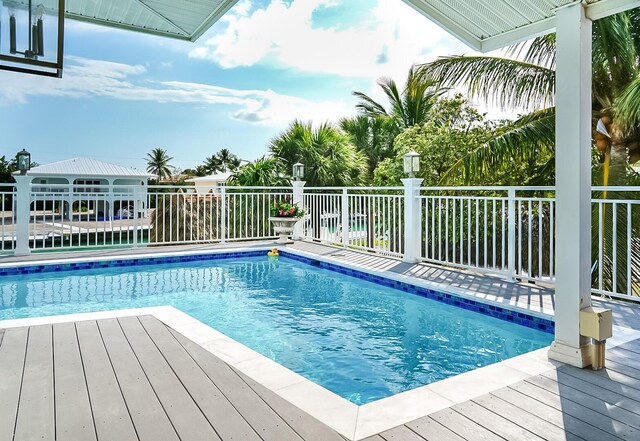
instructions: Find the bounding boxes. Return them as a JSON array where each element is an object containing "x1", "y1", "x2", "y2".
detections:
[
  {"x1": 220, "y1": 186, "x2": 227, "y2": 243},
  {"x1": 132, "y1": 187, "x2": 139, "y2": 248},
  {"x1": 292, "y1": 181, "x2": 305, "y2": 240},
  {"x1": 13, "y1": 175, "x2": 31, "y2": 256},
  {"x1": 401, "y1": 178, "x2": 423, "y2": 263},
  {"x1": 507, "y1": 188, "x2": 516, "y2": 281},
  {"x1": 341, "y1": 189, "x2": 349, "y2": 248}
]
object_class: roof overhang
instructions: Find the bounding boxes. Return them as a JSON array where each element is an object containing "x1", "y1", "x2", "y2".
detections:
[
  {"x1": 62, "y1": 0, "x2": 240, "y2": 42},
  {"x1": 405, "y1": 0, "x2": 640, "y2": 52}
]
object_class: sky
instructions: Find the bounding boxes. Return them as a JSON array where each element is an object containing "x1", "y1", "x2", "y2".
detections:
[{"x1": 0, "y1": 0, "x2": 479, "y2": 172}]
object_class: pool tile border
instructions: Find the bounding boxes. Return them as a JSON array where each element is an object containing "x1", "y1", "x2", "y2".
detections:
[
  {"x1": 278, "y1": 250, "x2": 555, "y2": 334},
  {"x1": 0, "y1": 249, "x2": 268, "y2": 276}
]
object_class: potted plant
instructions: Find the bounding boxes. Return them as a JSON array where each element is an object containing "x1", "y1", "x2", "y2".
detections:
[{"x1": 269, "y1": 200, "x2": 305, "y2": 244}]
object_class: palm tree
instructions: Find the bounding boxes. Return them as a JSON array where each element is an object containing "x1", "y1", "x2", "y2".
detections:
[
  {"x1": 339, "y1": 115, "x2": 395, "y2": 180},
  {"x1": 146, "y1": 148, "x2": 173, "y2": 181},
  {"x1": 203, "y1": 155, "x2": 222, "y2": 174},
  {"x1": 352, "y1": 65, "x2": 444, "y2": 133},
  {"x1": 269, "y1": 120, "x2": 367, "y2": 187},
  {"x1": 216, "y1": 148, "x2": 241, "y2": 172},
  {"x1": 418, "y1": 10, "x2": 640, "y2": 185},
  {"x1": 228, "y1": 157, "x2": 289, "y2": 187}
]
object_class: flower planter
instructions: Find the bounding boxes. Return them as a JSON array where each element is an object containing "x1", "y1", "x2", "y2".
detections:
[{"x1": 269, "y1": 217, "x2": 302, "y2": 244}]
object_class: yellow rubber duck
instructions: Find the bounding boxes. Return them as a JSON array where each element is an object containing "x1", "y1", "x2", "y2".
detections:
[{"x1": 267, "y1": 248, "x2": 279, "y2": 257}]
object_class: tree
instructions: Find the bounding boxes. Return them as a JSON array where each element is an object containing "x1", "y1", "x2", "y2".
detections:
[
  {"x1": 352, "y1": 65, "x2": 444, "y2": 133},
  {"x1": 418, "y1": 10, "x2": 640, "y2": 186},
  {"x1": 339, "y1": 115, "x2": 396, "y2": 180},
  {"x1": 202, "y1": 148, "x2": 241, "y2": 174},
  {"x1": 373, "y1": 96, "x2": 528, "y2": 186},
  {"x1": 146, "y1": 148, "x2": 173, "y2": 181},
  {"x1": 202, "y1": 155, "x2": 222, "y2": 174},
  {"x1": 228, "y1": 157, "x2": 290, "y2": 187},
  {"x1": 269, "y1": 120, "x2": 367, "y2": 187}
]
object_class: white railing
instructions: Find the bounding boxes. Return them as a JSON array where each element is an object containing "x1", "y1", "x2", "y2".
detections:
[
  {"x1": 22, "y1": 184, "x2": 293, "y2": 250},
  {"x1": 592, "y1": 187, "x2": 640, "y2": 300},
  {"x1": 421, "y1": 187, "x2": 556, "y2": 283},
  {"x1": 0, "y1": 184, "x2": 16, "y2": 253},
  {"x1": 5, "y1": 181, "x2": 640, "y2": 302},
  {"x1": 302, "y1": 187, "x2": 404, "y2": 257}
]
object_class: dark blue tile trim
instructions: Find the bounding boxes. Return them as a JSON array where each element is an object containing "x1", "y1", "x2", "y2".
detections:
[
  {"x1": 0, "y1": 250, "x2": 267, "y2": 277},
  {"x1": 278, "y1": 250, "x2": 555, "y2": 334},
  {"x1": 0, "y1": 248, "x2": 554, "y2": 334}
]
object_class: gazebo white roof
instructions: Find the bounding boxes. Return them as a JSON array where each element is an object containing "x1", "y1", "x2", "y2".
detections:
[
  {"x1": 22, "y1": 157, "x2": 153, "y2": 178},
  {"x1": 186, "y1": 172, "x2": 232, "y2": 183},
  {"x1": 405, "y1": 0, "x2": 638, "y2": 51}
]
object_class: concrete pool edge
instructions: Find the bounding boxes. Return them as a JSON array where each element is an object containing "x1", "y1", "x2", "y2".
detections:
[{"x1": 2, "y1": 306, "x2": 640, "y2": 440}]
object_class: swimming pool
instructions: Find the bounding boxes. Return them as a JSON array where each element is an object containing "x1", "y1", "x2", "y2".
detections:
[{"x1": 0, "y1": 252, "x2": 554, "y2": 404}]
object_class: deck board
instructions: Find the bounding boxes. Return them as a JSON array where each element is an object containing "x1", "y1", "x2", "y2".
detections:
[
  {"x1": 118, "y1": 316, "x2": 221, "y2": 441},
  {"x1": 138, "y1": 315, "x2": 262, "y2": 441},
  {"x1": 377, "y1": 425, "x2": 425, "y2": 440},
  {"x1": 491, "y1": 386, "x2": 617, "y2": 441},
  {"x1": 452, "y1": 400, "x2": 544, "y2": 441},
  {"x1": 472, "y1": 392, "x2": 579, "y2": 441},
  {"x1": 0, "y1": 327, "x2": 28, "y2": 441},
  {"x1": 405, "y1": 417, "x2": 465, "y2": 441},
  {"x1": 53, "y1": 322, "x2": 97, "y2": 441},
  {"x1": 97, "y1": 318, "x2": 179, "y2": 441},
  {"x1": 170, "y1": 328, "x2": 305, "y2": 441},
  {"x1": 13, "y1": 325, "x2": 55, "y2": 441},
  {"x1": 76, "y1": 320, "x2": 138, "y2": 441}
]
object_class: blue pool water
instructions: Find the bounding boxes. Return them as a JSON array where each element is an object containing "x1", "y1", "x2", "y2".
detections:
[{"x1": 0, "y1": 255, "x2": 553, "y2": 404}]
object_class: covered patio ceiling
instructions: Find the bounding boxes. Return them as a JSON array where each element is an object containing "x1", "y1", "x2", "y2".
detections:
[
  {"x1": 405, "y1": 0, "x2": 640, "y2": 51},
  {"x1": 51, "y1": 0, "x2": 640, "y2": 48},
  {"x1": 61, "y1": 0, "x2": 240, "y2": 41}
]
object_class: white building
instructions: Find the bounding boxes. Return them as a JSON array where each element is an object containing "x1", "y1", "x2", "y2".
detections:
[
  {"x1": 16, "y1": 157, "x2": 153, "y2": 220},
  {"x1": 185, "y1": 172, "x2": 232, "y2": 194}
]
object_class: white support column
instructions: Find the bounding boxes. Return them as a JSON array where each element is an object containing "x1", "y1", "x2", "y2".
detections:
[
  {"x1": 292, "y1": 181, "x2": 305, "y2": 240},
  {"x1": 13, "y1": 175, "x2": 31, "y2": 256},
  {"x1": 401, "y1": 178, "x2": 423, "y2": 263},
  {"x1": 548, "y1": 2, "x2": 594, "y2": 368}
]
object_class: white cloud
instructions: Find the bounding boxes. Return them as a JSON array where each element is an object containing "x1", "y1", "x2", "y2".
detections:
[
  {"x1": 0, "y1": 56, "x2": 351, "y2": 126},
  {"x1": 189, "y1": 0, "x2": 472, "y2": 81}
]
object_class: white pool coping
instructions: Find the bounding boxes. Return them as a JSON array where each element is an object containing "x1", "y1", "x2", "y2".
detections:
[{"x1": 1, "y1": 246, "x2": 639, "y2": 439}]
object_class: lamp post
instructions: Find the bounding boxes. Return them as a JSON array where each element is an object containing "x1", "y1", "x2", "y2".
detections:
[
  {"x1": 292, "y1": 162, "x2": 304, "y2": 181},
  {"x1": 16, "y1": 149, "x2": 31, "y2": 175},
  {"x1": 291, "y1": 162, "x2": 305, "y2": 240},
  {"x1": 403, "y1": 151, "x2": 420, "y2": 178},
  {"x1": 401, "y1": 151, "x2": 422, "y2": 263},
  {"x1": 13, "y1": 149, "x2": 32, "y2": 256}
]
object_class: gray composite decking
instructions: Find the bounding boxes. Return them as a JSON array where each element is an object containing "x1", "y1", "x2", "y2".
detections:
[
  {"x1": 0, "y1": 316, "x2": 346, "y2": 441},
  {"x1": 1, "y1": 315, "x2": 640, "y2": 441},
  {"x1": 368, "y1": 337, "x2": 640, "y2": 441}
]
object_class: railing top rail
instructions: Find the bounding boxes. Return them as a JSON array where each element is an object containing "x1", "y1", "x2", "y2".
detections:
[
  {"x1": 419, "y1": 186, "x2": 555, "y2": 191},
  {"x1": 303, "y1": 186, "x2": 404, "y2": 191}
]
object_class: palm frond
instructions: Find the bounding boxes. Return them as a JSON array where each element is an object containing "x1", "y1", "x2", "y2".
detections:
[
  {"x1": 507, "y1": 34, "x2": 556, "y2": 70},
  {"x1": 614, "y1": 77, "x2": 640, "y2": 137},
  {"x1": 440, "y1": 108, "x2": 556, "y2": 184},
  {"x1": 418, "y1": 56, "x2": 555, "y2": 111},
  {"x1": 352, "y1": 91, "x2": 388, "y2": 118}
]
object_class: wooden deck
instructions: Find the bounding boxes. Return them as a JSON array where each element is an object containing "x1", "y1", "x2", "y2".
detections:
[
  {"x1": 1, "y1": 315, "x2": 639, "y2": 441},
  {"x1": 0, "y1": 315, "x2": 346, "y2": 441},
  {"x1": 367, "y1": 337, "x2": 640, "y2": 441}
]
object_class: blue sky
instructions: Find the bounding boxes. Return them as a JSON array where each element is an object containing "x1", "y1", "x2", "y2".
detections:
[{"x1": 0, "y1": 0, "x2": 475, "y2": 172}]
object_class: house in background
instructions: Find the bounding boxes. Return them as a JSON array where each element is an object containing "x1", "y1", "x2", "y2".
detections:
[
  {"x1": 186, "y1": 172, "x2": 232, "y2": 194},
  {"x1": 16, "y1": 157, "x2": 153, "y2": 220}
]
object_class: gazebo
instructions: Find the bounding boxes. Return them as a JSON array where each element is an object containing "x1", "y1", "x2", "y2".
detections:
[{"x1": 9, "y1": 0, "x2": 639, "y2": 370}]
